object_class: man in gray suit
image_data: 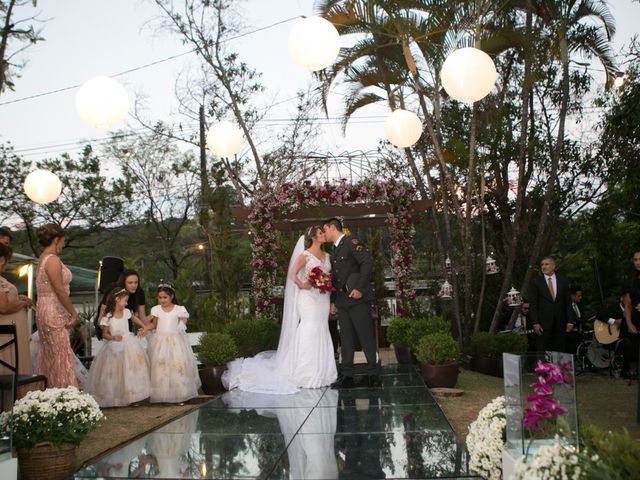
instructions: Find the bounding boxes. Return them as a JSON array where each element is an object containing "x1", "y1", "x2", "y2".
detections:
[{"x1": 323, "y1": 218, "x2": 380, "y2": 388}]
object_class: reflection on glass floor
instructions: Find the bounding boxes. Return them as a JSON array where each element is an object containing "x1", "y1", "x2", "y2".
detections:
[{"x1": 74, "y1": 365, "x2": 473, "y2": 479}]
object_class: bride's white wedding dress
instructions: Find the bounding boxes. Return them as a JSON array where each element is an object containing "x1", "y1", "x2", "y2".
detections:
[{"x1": 223, "y1": 237, "x2": 337, "y2": 394}]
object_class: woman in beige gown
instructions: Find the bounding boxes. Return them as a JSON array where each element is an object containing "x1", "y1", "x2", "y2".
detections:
[{"x1": 0, "y1": 243, "x2": 32, "y2": 375}]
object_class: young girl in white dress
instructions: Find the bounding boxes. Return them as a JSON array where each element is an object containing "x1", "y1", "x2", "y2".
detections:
[
  {"x1": 145, "y1": 282, "x2": 201, "y2": 403},
  {"x1": 87, "y1": 287, "x2": 151, "y2": 407}
]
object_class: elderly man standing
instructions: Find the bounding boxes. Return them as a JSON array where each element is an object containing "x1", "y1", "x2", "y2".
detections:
[{"x1": 529, "y1": 256, "x2": 575, "y2": 352}]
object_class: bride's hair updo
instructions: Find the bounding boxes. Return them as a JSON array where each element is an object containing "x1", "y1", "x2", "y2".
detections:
[{"x1": 304, "y1": 225, "x2": 323, "y2": 248}]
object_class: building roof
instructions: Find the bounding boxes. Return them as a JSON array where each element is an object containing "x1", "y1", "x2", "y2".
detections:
[{"x1": 4, "y1": 252, "x2": 97, "y2": 295}]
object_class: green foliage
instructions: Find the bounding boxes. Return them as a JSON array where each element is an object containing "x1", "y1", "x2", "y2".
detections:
[
  {"x1": 224, "y1": 319, "x2": 280, "y2": 357},
  {"x1": 581, "y1": 424, "x2": 640, "y2": 480},
  {"x1": 386, "y1": 317, "x2": 413, "y2": 347},
  {"x1": 414, "y1": 332, "x2": 460, "y2": 365},
  {"x1": 196, "y1": 332, "x2": 238, "y2": 366},
  {"x1": 407, "y1": 316, "x2": 451, "y2": 349},
  {"x1": 470, "y1": 332, "x2": 528, "y2": 357}
]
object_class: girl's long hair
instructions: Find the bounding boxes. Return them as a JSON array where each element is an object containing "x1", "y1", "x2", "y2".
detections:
[{"x1": 104, "y1": 287, "x2": 129, "y2": 317}]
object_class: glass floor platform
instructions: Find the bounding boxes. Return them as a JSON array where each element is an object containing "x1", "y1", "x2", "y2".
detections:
[{"x1": 74, "y1": 365, "x2": 475, "y2": 479}]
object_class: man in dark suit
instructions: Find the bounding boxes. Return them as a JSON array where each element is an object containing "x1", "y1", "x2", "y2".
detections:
[
  {"x1": 323, "y1": 218, "x2": 380, "y2": 388},
  {"x1": 528, "y1": 256, "x2": 575, "y2": 352}
]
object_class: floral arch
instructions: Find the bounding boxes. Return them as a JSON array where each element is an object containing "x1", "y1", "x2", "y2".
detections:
[{"x1": 245, "y1": 179, "x2": 427, "y2": 321}]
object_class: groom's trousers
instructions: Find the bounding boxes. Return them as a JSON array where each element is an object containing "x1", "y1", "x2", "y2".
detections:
[{"x1": 337, "y1": 301, "x2": 379, "y2": 377}]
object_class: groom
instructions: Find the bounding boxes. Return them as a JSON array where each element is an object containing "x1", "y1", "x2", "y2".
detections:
[{"x1": 323, "y1": 218, "x2": 380, "y2": 388}]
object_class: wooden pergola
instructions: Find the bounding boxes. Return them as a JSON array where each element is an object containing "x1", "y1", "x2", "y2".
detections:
[{"x1": 231, "y1": 199, "x2": 434, "y2": 232}]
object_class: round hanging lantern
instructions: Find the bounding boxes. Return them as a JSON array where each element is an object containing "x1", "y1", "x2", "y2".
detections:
[
  {"x1": 438, "y1": 280, "x2": 454, "y2": 300},
  {"x1": 24, "y1": 169, "x2": 62, "y2": 204},
  {"x1": 440, "y1": 47, "x2": 497, "y2": 103},
  {"x1": 76, "y1": 76, "x2": 129, "y2": 129},
  {"x1": 505, "y1": 287, "x2": 522, "y2": 307},
  {"x1": 288, "y1": 16, "x2": 340, "y2": 71},
  {"x1": 383, "y1": 109, "x2": 423, "y2": 148},
  {"x1": 486, "y1": 256, "x2": 499, "y2": 275},
  {"x1": 206, "y1": 121, "x2": 244, "y2": 157}
]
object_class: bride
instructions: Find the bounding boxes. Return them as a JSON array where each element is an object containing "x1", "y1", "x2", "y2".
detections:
[{"x1": 223, "y1": 225, "x2": 337, "y2": 394}]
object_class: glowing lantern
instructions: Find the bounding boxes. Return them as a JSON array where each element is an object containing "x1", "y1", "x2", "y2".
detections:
[
  {"x1": 505, "y1": 287, "x2": 522, "y2": 307},
  {"x1": 440, "y1": 47, "x2": 497, "y2": 103},
  {"x1": 384, "y1": 109, "x2": 423, "y2": 148},
  {"x1": 76, "y1": 76, "x2": 129, "y2": 129},
  {"x1": 288, "y1": 16, "x2": 340, "y2": 71},
  {"x1": 24, "y1": 169, "x2": 62, "y2": 204},
  {"x1": 438, "y1": 280, "x2": 454, "y2": 300},
  {"x1": 206, "y1": 121, "x2": 244, "y2": 157},
  {"x1": 486, "y1": 256, "x2": 499, "y2": 275}
]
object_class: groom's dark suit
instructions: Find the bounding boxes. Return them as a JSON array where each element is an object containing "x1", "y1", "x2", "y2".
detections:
[{"x1": 330, "y1": 235, "x2": 379, "y2": 378}]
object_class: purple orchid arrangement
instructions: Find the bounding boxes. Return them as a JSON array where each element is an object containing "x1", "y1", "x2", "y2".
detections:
[{"x1": 523, "y1": 361, "x2": 568, "y2": 433}]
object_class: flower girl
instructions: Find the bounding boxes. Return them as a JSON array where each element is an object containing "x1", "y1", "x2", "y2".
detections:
[
  {"x1": 87, "y1": 287, "x2": 151, "y2": 407},
  {"x1": 145, "y1": 282, "x2": 201, "y2": 403}
]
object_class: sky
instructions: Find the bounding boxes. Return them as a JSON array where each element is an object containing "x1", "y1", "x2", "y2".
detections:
[{"x1": 1, "y1": 0, "x2": 638, "y2": 164}]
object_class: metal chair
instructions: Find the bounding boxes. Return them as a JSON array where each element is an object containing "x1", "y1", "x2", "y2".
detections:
[{"x1": 0, "y1": 324, "x2": 47, "y2": 410}]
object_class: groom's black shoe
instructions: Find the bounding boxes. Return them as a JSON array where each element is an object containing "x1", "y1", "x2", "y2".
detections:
[
  {"x1": 367, "y1": 375, "x2": 381, "y2": 388},
  {"x1": 331, "y1": 376, "x2": 354, "y2": 389}
]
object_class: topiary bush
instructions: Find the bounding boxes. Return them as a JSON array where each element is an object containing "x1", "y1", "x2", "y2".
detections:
[
  {"x1": 470, "y1": 331, "x2": 501, "y2": 357},
  {"x1": 495, "y1": 332, "x2": 528, "y2": 355},
  {"x1": 196, "y1": 332, "x2": 238, "y2": 367},
  {"x1": 224, "y1": 319, "x2": 280, "y2": 357},
  {"x1": 414, "y1": 332, "x2": 460, "y2": 365},
  {"x1": 386, "y1": 317, "x2": 414, "y2": 347},
  {"x1": 408, "y1": 316, "x2": 451, "y2": 349}
]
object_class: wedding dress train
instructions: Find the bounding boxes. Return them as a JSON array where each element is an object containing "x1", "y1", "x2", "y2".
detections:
[{"x1": 223, "y1": 237, "x2": 337, "y2": 394}]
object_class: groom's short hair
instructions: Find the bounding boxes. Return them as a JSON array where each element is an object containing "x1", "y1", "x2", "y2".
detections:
[{"x1": 324, "y1": 217, "x2": 343, "y2": 232}]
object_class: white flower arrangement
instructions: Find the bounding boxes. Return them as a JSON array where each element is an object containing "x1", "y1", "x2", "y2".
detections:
[
  {"x1": 0, "y1": 387, "x2": 104, "y2": 449},
  {"x1": 466, "y1": 395, "x2": 506, "y2": 480},
  {"x1": 514, "y1": 439, "x2": 620, "y2": 480}
]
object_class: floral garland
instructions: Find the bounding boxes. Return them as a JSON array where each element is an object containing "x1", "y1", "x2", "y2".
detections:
[
  {"x1": 249, "y1": 179, "x2": 417, "y2": 320},
  {"x1": 466, "y1": 395, "x2": 506, "y2": 480}
]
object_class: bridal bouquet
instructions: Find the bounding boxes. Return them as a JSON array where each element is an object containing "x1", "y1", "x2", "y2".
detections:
[{"x1": 306, "y1": 267, "x2": 336, "y2": 293}]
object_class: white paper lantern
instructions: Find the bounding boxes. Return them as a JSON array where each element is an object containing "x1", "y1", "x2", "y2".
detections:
[
  {"x1": 76, "y1": 76, "x2": 129, "y2": 129},
  {"x1": 24, "y1": 169, "x2": 62, "y2": 204},
  {"x1": 288, "y1": 16, "x2": 340, "y2": 71},
  {"x1": 206, "y1": 121, "x2": 243, "y2": 157},
  {"x1": 383, "y1": 109, "x2": 423, "y2": 148},
  {"x1": 440, "y1": 47, "x2": 497, "y2": 103}
]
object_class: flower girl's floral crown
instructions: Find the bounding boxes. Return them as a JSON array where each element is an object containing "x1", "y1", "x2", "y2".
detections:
[
  {"x1": 157, "y1": 280, "x2": 175, "y2": 292},
  {"x1": 112, "y1": 287, "x2": 128, "y2": 297}
]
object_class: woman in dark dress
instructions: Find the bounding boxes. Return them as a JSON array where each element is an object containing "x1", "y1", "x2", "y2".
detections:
[{"x1": 95, "y1": 269, "x2": 147, "y2": 338}]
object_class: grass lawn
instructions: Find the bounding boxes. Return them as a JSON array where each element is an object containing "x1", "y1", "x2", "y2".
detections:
[{"x1": 436, "y1": 369, "x2": 640, "y2": 442}]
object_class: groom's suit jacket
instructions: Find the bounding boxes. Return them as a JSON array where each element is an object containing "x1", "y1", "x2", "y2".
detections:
[{"x1": 330, "y1": 235, "x2": 374, "y2": 308}]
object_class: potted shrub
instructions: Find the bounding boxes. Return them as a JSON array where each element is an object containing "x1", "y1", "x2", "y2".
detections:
[
  {"x1": 386, "y1": 317, "x2": 414, "y2": 364},
  {"x1": 494, "y1": 332, "x2": 529, "y2": 377},
  {"x1": 224, "y1": 319, "x2": 280, "y2": 357},
  {"x1": 414, "y1": 332, "x2": 460, "y2": 388},
  {"x1": 0, "y1": 387, "x2": 103, "y2": 480},
  {"x1": 407, "y1": 316, "x2": 451, "y2": 349},
  {"x1": 469, "y1": 331, "x2": 501, "y2": 376},
  {"x1": 197, "y1": 332, "x2": 238, "y2": 395}
]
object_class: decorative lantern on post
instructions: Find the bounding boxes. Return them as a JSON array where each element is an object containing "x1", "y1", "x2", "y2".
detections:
[
  {"x1": 76, "y1": 76, "x2": 129, "y2": 129},
  {"x1": 288, "y1": 16, "x2": 340, "y2": 71},
  {"x1": 440, "y1": 47, "x2": 497, "y2": 103},
  {"x1": 23, "y1": 169, "x2": 62, "y2": 204},
  {"x1": 383, "y1": 109, "x2": 423, "y2": 148},
  {"x1": 505, "y1": 287, "x2": 522, "y2": 307},
  {"x1": 486, "y1": 256, "x2": 499, "y2": 275},
  {"x1": 206, "y1": 121, "x2": 243, "y2": 157},
  {"x1": 438, "y1": 280, "x2": 454, "y2": 300}
]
